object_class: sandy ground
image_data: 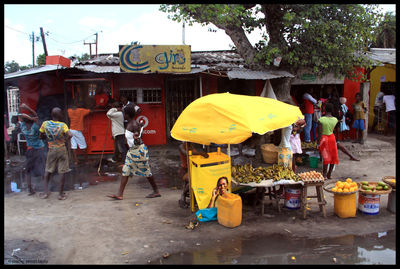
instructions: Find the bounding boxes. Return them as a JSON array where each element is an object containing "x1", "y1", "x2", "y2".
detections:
[{"x1": 4, "y1": 134, "x2": 396, "y2": 264}]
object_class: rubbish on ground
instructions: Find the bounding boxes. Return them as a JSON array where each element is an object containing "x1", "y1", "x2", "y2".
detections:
[
  {"x1": 284, "y1": 229, "x2": 292, "y2": 234},
  {"x1": 143, "y1": 245, "x2": 149, "y2": 248},
  {"x1": 185, "y1": 221, "x2": 199, "y2": 230},
  {"x1": 291, "y1": 256, "x2": 296, "y2": 260},
  {"x1": 121, "y1": 251, "x2": 129, "y2": 255},
  {"x1": 163, "y1": 253, "x2": 170, "y2": 259},
  {"x1": 11, "y1": 248, "x2": 20, "y2": 256},
  {"x1": 196, "y1": 243, "x2": 201, "y2": 246},
  {"x1": 162, "y1": 219, "x2": 172, "y2": 224},
  {"x1": 332, "y1": 257, "x2": 337, "y2": 263}
]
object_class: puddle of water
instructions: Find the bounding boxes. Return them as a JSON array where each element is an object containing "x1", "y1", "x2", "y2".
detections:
[
  {"x1": 4, "y1": 165, "x2": 118, "y2": 193},
  {"x1": 151, "y1": 230, "x2": 396, "y2": 265}
]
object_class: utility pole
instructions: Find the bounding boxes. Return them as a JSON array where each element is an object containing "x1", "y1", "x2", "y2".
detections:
[
  {"x1": 182, "y1": 22, "x2": 185, "y2": 45},
  {"x1": 84, "y1": 35, "x2": 96, "y2": 58},
  {"x1": 31, "y1": 31, "x2": 35, "y2": 67},
  {"x1": 95, "y1": 32, "x2": 98, "y2": 57},
  {"x1": 40, "y1": 27, "x2": 48, "y2": 56}
]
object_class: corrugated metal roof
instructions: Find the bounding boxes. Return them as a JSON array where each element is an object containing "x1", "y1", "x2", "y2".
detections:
[
  {"x1": 227, "y1": 69, "x2": 294, "y2": 80},
  {"x1": 4, "y1": 65, "x2": 66, "y2": 80},
  {"x1": 74, "y1": 64, "x2": 208, "y2": 74},
  {"x1": 355, "y1": 48, "x2": 396, "y2": 66},
  {"x1": 191, "y1": 50, "x2": 244, "y2": 65}
]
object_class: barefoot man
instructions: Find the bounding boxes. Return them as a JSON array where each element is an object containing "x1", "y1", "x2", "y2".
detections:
[
  {"x1": 39, "y1": 107, "x2": 72, "y2": 200},
  {"x1": 108, "y1": 103, "x2": 160, "y2": 200}
]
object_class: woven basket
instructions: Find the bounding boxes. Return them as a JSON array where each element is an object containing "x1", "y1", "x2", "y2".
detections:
[
  {"x1": 358, "y1": 181, "x2": 392, "y2": 195},
  {"x1": 323, "y1": 182, "x2": 358, "y2": 195},
  {"x1": 260, "y1": 144, "x2": 278, "y2": 164},
  {"x1": 382, "y1": 176, "x2": 396, "y2": 189}
]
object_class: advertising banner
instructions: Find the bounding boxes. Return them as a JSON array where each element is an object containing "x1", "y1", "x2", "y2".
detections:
[{"x1": 119, "y1": 45, "x2": 191, "y2": 73}]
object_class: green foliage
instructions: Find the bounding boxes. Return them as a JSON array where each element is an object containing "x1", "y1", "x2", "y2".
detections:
[
  {"x1": 371, "y1": 11, "x2": 396, "y2": 48},
  {"x1": 36, "y1": 53, "x2": 46, "y2": 66},
  {"x1": 4, "y1": 60, "x2": 20, "y2": 74},
  {"x1": 160, "y1": 4, "x2": 383, "y2": 78}
]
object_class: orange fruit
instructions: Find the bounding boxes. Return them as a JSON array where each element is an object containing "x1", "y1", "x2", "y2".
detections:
[
  {"x1": 349, "y1": 187, "x2": 355, "y2": 192},
  {"x1": 337, "y1": 182, "x2": 344, "y2": 188},
  {"x1": 343, "y1": 188, "x2": 350, "y2": 193},
  {"x1": 351, "y1": 182, "x2": 357, "y2": 188},
  {"x1": 336, "y1": 188, "x2": 343, "y2": 193},
  {"x1": 346, "y1": 178, "x2": 352, "y2": 183},
  {"x1": 332, "y1": 187, "x2": 337, "y2": 192},
  {"x1": 344, "y1": 182, "x2": 351, "y2": 189}
]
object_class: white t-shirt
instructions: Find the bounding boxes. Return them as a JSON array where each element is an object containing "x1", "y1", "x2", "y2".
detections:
[
  {"x1": 106, "y1": 108, "x2": 125, "y2": 137},
  {"x1": 374, "y1": 91, "x2": 384, "y2": 107},
  {"x1": 279, "y1": 125, "x2": 293, "y2": 149},
  {"x1": 383, "y1": 95, "x2": 396, "y2": 112}
]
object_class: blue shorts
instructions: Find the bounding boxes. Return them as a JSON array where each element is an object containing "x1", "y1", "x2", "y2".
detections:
[{"x1": 352, "y1": 119, "x2": 365, "y2": 131}]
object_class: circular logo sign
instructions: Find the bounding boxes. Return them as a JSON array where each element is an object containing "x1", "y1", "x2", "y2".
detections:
[{"x1": 137, "y1": 115, "x2": 149, "y2": 128}]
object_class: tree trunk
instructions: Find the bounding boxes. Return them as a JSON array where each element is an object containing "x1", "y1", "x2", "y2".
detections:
[
  {"x1": 270, "y1": 77, "x2": 293, "y2": 103},
  {"x1": 223, "y1": 25, "x2": 258, "y2": 67}
]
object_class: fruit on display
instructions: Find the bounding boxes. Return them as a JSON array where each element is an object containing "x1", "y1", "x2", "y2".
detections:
[
  {"x1": 331, "y1": 178, "x2": 358, "y2": 193},
  {"x1": 360, "y1": 181, "x2": 389, "y2": 192},
  {"x1": 301, "y1": 141, "x2": 318, "y2": 150},
  {"x1": 298, "y1": 171, "x2": 324, "y2": 182},
  {"x1": 231, "y1": 164, "x2": 302, "y2": 184}
]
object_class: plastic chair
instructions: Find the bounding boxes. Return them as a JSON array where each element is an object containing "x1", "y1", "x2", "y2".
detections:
[{"x1": 17, "y1": 133, "x2": 26, "y2": 155}]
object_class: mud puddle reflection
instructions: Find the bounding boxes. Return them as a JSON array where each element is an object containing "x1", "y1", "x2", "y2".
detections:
[{"x1": 151, "y1": 230, "x2": 395, "y2": 265}]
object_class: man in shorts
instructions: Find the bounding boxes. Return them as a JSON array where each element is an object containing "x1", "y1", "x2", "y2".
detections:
[
  {"x1": 67, "y1": 102, "x2": 91, "y2": 165},
  {"x1": 39, "y1": 107, "x2": 72, "y2": 200}
]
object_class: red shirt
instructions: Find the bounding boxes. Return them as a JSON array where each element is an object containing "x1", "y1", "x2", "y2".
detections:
[{"x1": 304, "y1": 99, "x2": 314, "y2": 114}]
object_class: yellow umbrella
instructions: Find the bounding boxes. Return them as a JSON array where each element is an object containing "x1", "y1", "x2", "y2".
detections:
[{"x1": 171, "y1": 92, "x2": 304, "y2": 145}]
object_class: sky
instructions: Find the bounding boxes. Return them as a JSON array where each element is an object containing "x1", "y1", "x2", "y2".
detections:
[{"x1": 4, "y1": 4, "x2": 396, "y2": 66}]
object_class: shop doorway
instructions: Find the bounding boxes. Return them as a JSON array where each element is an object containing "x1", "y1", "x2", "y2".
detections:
[{"x1": 165, "y1": 77, "x2": 200, "y2": 140}]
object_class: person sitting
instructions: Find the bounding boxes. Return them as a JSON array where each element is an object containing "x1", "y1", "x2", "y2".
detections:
[{"x1": 207, "y1": 176, "x2": 229, "y2": 208}]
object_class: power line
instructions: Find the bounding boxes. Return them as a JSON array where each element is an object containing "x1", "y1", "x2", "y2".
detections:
[
  {"x1": 47, "y1": 33, "x2": 96, "y2": 45},
  {"x1": 5, "y1": 25, "x2": 30, "y2": 36}
]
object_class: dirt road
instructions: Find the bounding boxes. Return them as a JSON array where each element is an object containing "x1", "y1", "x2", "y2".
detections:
[{"x1": 4, "y1": 134, "x2": 396, "y2": 264}]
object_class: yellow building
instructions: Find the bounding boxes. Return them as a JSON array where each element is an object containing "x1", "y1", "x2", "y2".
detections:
[{"x1": 367, "y1": 48, "x2": 396, "y2": 130}]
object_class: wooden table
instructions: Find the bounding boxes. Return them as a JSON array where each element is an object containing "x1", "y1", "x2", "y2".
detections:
[{"x1": 301, "y1": 181, "x2": 327, "y2": 219}]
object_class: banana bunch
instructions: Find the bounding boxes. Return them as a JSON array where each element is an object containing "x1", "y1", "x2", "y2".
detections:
[
  {"x1": 232, "y1": 164, "x2": 302, "y2": 184},
  {"x1": 301, "y1": 141, "x2": 318, "y2": 149},
  {"x1": 232, "y1": 164, "x2": 264, "y2": 184}
]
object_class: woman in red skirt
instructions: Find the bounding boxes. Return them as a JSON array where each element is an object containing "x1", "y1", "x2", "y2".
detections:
[{"x1": 318, "y1": 103, "x2": 339, "y2": 179}]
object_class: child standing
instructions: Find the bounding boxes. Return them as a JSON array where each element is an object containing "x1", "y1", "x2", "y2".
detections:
[
  {"x1": 352, "y1": 93, "x2": 367, "y2": 144},
  {"x1": 290, "y1": 121, "x2": 304, "y2": 173},
  {"x1": 339, "y1": 97, "x2": 350, "y2": 141}
]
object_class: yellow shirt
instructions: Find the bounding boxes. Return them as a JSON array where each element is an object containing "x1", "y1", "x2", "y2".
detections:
[
  {"x1": 353, "y1": 101, "x2": 366, "y2": 120},
  {"x1": 39, "y1": 120, "x2": 69, "y2": 148}
]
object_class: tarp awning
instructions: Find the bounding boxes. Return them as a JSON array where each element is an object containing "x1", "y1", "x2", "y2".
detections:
[{"x1": 227, "y1": 69, "x2": 294, "y2": 80}]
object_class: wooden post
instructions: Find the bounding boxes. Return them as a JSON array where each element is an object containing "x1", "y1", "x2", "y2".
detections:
[
  {"x1": 40, "y1": 27, "x2": 48, "y2": 56},
  {"x1": 32, "y1": 32, "x2": 35, "y2": 67}
]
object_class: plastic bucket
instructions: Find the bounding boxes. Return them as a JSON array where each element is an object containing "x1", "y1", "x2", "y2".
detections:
[
  {"x1": 387, "y1": 189, "x2": 396, "y2": 213},
  {"x1": 358, "y1": 192, "x2": 380, "y2": 215},
  {"x1": 284, "y1": 188, "x2": 301, "y2": 209},
  {"x1": 334, "y1": 193, "x2": 357, "y2": 218},
  {"x1": 309, "y1": 156, "x2": 319, "y2": 168}
]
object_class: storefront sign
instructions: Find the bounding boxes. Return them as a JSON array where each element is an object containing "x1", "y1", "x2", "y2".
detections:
[
  {"x1": 300, "y1": 73, "x2": 316, "y2": 81},
  {"x1": 119, "y1": 45, "x2": 191, "y2": 73}
]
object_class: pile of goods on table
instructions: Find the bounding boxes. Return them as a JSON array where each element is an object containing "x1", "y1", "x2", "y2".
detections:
[
  {"x1": 301, "y1": 141, "x2": 318, "y2": 150},
  {"x1": 297, "y1": 170, "x2": 325, "y2": 182},
  {"x1": 231, "y1": 164, "x2": 301, "y2": 184}
]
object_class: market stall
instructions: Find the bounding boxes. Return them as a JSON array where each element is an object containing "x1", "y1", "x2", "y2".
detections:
[{"x1": 170, "y1": 92, "x2": 305, "y2": 213}]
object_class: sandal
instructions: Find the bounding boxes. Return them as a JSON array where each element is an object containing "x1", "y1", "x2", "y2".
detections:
[
  {"x1": 107, "y1": 194, "x2": 123, "y2": 200},
  {"x1": 146, "y1": 193, "x2": 161, "y2": 198},
  {"x1": 39, "y1": 192, "x2": 50, "y2": 199},
  {"x1": 58, "y1": 193, "x2": 67, "y2": 200}
]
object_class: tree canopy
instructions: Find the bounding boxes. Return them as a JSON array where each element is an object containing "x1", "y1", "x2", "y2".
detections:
[
  {"x1": 371, "y1": 11, "x2": 396, "y2": 48},
  {"x1": 160, "y1": 4, "x2": 383, "y2": 78}
]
